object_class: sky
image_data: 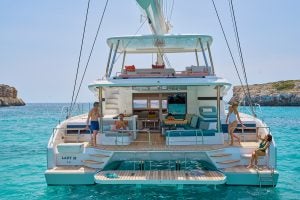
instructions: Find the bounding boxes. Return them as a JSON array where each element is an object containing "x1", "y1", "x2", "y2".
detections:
[{"x1": 1, "y1": 0, "x2": 299, "y2": 103}]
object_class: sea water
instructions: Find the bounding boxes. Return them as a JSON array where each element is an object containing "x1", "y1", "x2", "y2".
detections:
[{"x1": 0, "y1": 104, "x2": 299, "y2": 200}]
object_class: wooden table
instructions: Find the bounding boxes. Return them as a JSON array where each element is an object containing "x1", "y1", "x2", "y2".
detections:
[{"x1": 141, "y1": 119, "x2": 160, "y2": 130}]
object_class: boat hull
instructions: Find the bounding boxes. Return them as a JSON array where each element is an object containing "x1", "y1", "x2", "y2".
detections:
[{"x1": 45, "y1": 168, "x2": 96, "y2": 185}]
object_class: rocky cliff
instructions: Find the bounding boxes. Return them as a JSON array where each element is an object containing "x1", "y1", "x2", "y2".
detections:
[
  {"x1": 230, "y1": 80, "x2": 300, "y2": 106},
  {"x1": 0, "y1": 84, "x2": 25, "y2": 106}
]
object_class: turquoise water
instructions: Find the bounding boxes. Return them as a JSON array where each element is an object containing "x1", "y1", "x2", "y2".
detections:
[{"x1": 0, "y1": 104, "x2": 299, "y2": 200}]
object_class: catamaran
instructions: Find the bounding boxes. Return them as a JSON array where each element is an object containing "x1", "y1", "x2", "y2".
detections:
[{"x1": 45, "y1": 0, "x2": 279, "y2": 187}]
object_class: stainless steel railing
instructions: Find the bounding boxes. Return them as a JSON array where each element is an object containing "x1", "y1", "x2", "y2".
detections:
[
  {"x1": 166, "y1": 129, "x2": 205, "y2": 146},
  {"x1": 103, "y1": 129, "x2": 151, "y2": 145}
]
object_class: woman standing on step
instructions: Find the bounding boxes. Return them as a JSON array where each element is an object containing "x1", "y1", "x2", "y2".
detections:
[{"x1": 226, "y1": 101, "x2": 246, "y2": 145}]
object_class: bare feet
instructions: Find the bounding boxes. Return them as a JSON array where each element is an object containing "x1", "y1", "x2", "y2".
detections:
[{"x1": 246, "y1": 165, "x2": 253, "y2": 169}]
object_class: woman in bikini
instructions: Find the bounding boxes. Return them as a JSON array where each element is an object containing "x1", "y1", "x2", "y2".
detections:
[
  {"x1": 86, "y1": 102, "x2": 101, "y2": 146},
  {"x1": 247, "y1": 134, "x2": 272, "y2": 168},
  {"x1": 226, "y1": 101, "x2": 246, "y2": 145}
]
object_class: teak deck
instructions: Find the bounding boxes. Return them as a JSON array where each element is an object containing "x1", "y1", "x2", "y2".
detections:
[
  {"x1": 91, "y1": 133, "x2": 259, "y2": 151},
  {"x1": 95, "y1": 170, "x2": 226, "y2": 185}
]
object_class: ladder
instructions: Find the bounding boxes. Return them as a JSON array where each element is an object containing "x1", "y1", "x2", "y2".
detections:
[{"x1": 258, "y1": 168, "x2": 275, "y2": 187}]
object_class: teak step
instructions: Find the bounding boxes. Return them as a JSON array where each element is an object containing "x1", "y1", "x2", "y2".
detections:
[
  {"x1": 216, "y1": 159, "x2": 240, "y2": 164},
  {"x1": 90, "y1": 154, "x2": 110, "y2": 158},
  {"x1": 210, "y1": 153, "x2": 232, "y2": 157},
  {"x1": 241, "y1": 154, "x2": 264, "y2": 159},
  {"x1": 241, "y1": 154, "x2": 252, "y2": 158},
  {"x1": 82, "y1": 160, "x2": 104, "y2": 164}
]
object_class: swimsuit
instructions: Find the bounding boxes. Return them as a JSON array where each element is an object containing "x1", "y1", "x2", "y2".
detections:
[
  {"x1": 259, "y1": 141, "x2": 267, "y2": 152},
  {"x1": 228, "y1": 112, "x2": 237, "y2": 124},
  {"x1": 90, "y1": 120, "x2": 99, "y2": 131}
]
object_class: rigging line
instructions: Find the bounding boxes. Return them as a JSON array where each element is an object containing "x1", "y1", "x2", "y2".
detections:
[
  {"x1": 72, "y1": 0, "x2": 109, "y2": 112},
  {"x1": 164, "y1": 0, "x2": 168, "y2": 22},
  {"x1": 169, "y1": 0, "x2": 175, "y2": 22},
  {"x1": 230, "y1": 0, "x2": 255, "y2": 109},
  {"x1": 210, "y1": 0, "x2": 248, "y2": 103},
  {"x1": 69, "y1": 0, "x2": 91, "y2": 116},
  {"x1": 229, "y1": 0, "x2": 256, "y2": 115}
]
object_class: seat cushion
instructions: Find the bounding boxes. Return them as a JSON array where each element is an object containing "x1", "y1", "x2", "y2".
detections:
[
  {"x1": 190, "y1": 115, "x2": 199, "y2": 128},
  {"x1": 199, "y1": 106, "x2": 217, "y2": 118}
]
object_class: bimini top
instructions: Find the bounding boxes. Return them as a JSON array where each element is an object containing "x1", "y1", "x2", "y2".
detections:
[
  {"x1": 107, "y1": 34, "x2": 213, "y2": 53},
  {"x1": 88, "y1": 76, "x2": 231, "y2": 92}
]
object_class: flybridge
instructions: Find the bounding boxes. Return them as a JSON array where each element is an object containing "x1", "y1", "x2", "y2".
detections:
[
  {"x1": 104, "y1": 34, "x2": 215, "y2": 78},
  {"x1": 107, "y1": 34, "x2": 213, "y2": 53}
]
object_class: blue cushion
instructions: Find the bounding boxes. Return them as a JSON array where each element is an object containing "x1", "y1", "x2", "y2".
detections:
[
  {"x1": 201, "y1": 130, "x2": 216, "y2": 136},
  {"x1": 190, "y1": 116, "x2": 199, "y2": 128},
  {"x1": 166, "y1": 130, "x2": 198, "y2": 137},
  {"x1": 201, "y1": 112, "x2": 217, "y2": 118},
  {"x1": 166, "y1": 130, "x2": 216, "y2": 137},
  {"x1": 199, "y1": 106, "x2": 217, "y2": 118}
]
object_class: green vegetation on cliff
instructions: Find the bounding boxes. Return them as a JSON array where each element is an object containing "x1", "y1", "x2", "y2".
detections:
[{"x1": 272, "y1": 80, "x2": 295, "y2": 91}]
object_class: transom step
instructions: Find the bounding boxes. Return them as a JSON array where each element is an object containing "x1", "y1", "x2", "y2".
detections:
[
  {"x1": 216, "y1": 159, "x2": 240, "y2": 164},
  {"x1": 210, "y1": 153, "x2": 232, "y2": 157},
  {"x1": 90, "y1": 154, "x2": 110, "y2": 158},
  {"x1": 82, "y1": 160, "x2": 104, "y2": 164}
]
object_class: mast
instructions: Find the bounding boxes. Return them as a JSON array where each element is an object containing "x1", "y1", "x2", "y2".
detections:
[{"x1": 136, "y1": 0, "x2": 169, "y2": 65}]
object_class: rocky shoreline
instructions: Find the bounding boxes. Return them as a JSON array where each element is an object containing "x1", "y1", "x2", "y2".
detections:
[
  {"x1": 230, "y1": 80, "x2": 300, "y2": 106},
  {"x1": 0, "y1": 84, "x2": 25, "y2": 107}
]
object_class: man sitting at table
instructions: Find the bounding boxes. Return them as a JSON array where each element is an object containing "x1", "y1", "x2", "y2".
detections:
[{"x1": 115, "y1": 113, "x2": 128, "y2": 130}]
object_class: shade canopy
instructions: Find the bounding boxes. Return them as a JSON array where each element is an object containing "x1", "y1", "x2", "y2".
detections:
[{"x1": 106, "y1": 34, "x2": 213, "y2": 53}]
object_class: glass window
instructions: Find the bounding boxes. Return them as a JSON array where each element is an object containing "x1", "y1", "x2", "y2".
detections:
[
  {"x1": 162, "y1": 100, "x2": 167, "y2": 109},
  {"x1": 150, "y1": 100, "x2": 159, "y2": 108},
  {"x1": 133, "y1": 99, "x2": 147, "y2": 108}
]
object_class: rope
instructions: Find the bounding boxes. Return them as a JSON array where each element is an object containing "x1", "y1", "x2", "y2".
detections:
[
  {"x1": 72, "y1": 0, "x2": 110, "y2": 111},
  {"x1": 229, "y1": 0, "x2": 256, "y2": 116},
  {"x1": 69, "y1": 0, "x2": 91, "y2": 117},
  {"x1": 169, "y1": 0, "x2": 175, "y2": 22},
  {"x1": 211, "y1": 0, "x2": 252, "y2": 112}
]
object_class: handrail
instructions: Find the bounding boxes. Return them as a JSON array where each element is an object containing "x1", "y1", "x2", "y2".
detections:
[
  {"x1": 234, "y1": 126, "x2": 270, "y2": 142},
  {"x1": 59, "y1": 103, "x2": 87, "y2": 120},
  {"x1": 166, "y1": 129, "x2": 205, "y2": 145},
  {"x1": 104, "y1": 129, "x2": 151, "y2": 145},
  {"x1": 115, "y1": 68, "x2": 213, "y2": 77},
  {"x1": 254, "y1": 103, "x2": 264, "y2": 121}
]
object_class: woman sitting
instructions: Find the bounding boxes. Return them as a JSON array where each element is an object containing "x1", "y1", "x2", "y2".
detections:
[{"x1": 247, "y1": 134, "x2": 273, "y2": 168}]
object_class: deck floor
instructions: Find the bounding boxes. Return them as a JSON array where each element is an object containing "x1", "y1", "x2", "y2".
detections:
[
  {"x1": 95, "y1": 170, "x2": 226, "y2": 185},
  {"x1": 224, "y1": 165, "x2": 276, "y2": 174},
  {"x1": 92, "y1": 133, "x2": 259, "y2": 151}
]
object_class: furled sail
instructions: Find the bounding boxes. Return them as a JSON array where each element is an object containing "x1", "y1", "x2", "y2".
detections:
[{"x1": 136, "y1": 0, "x2": 169, "y2": 34}]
